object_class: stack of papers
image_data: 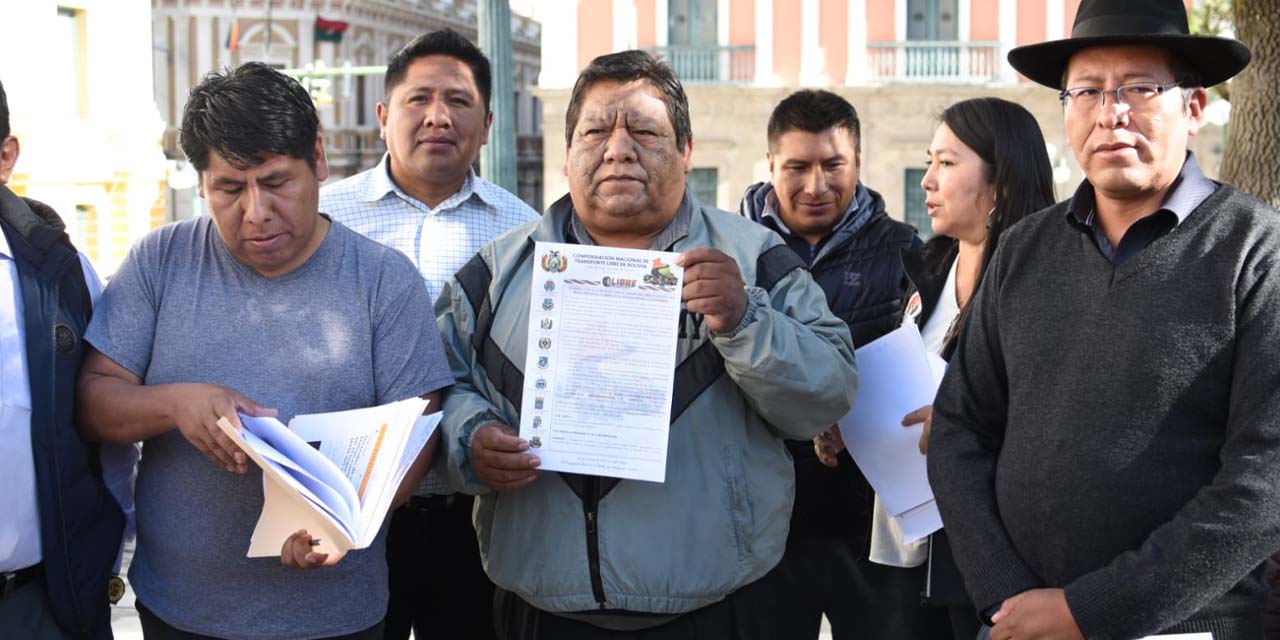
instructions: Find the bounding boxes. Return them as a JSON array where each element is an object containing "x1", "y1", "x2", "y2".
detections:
[
  {"x1": 216, "y1": 397, "x2": 440, "y2": 557},
  {"x1": 837, "y1": 324, "x2": 947, "y2": 543}
]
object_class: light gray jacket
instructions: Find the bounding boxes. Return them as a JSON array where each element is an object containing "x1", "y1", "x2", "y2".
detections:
[{"x1": 436, "y1": 192, "x2": 858, "y2": 615}]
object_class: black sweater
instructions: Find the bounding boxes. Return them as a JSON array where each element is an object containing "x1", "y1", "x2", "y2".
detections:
[{"x1": 929, "y1": 184, "x2": 1280, "y2": 640}]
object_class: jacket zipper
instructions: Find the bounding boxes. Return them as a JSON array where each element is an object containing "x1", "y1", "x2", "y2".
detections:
[{"x1": 583, "y1": 475, "x2": 607, "y2": 608}]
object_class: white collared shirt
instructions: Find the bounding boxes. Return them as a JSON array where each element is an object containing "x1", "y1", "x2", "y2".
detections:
[
  {"x1": 320, "y1": 156, "x2": 540, "y2": 303},
  {"x1": 320, "y1": 156, "x2": 539, "y2": 495},
  {"x1": 0, "y1": 227, "x2": 130, "y2": 573}
]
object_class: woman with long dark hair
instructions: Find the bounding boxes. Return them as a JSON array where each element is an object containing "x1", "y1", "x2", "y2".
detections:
[{"x1": 827, "y1": 97, "x2": 1056, "y2": 639}]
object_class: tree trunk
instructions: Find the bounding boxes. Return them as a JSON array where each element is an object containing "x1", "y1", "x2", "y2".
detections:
[{"x1": 1219, "y1": 0, "x2": 1280, "y2": 208}]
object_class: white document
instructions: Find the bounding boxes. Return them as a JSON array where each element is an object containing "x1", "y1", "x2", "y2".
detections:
[
  {"x1": 896, "y1": 499, "x2": 944, "y2": 544},
  {"x1": 1142, "y1": 635, "x2": 1213, "y2": 639},
  {"x1": 214, "y1": 397, "x2": 436, "y2": 557},
  {"x1": 518, "y1": 242, "x2": 685, "y2": 482},
  {"x1": 838, "y1": 324, "x2": 944, "y2": 517}
]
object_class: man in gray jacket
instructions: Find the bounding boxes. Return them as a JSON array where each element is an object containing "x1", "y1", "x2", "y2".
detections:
[{"x1": 436, "y1": 50, "x2": 858, "y2": 638}]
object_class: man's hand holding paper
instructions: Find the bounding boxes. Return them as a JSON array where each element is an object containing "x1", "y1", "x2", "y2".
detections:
[
  {"x1": 473, "y1": 423, "x2": 541, "y2": 491},
  {"x1": 280, "y1": 529, "x2": 347, "y2": 570},
  {"x1": 168, "y1": 382, "x2": 278, "y2": 475},
  {"x1": 677, "y1": 247, "x2": 747, "y2": 334}
]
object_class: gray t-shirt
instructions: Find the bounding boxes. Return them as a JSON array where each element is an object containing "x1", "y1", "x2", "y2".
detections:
[{"x1": 85, "y1": 216, "x2": 453, "y2": 640}]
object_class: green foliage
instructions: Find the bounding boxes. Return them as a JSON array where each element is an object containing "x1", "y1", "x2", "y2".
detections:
[{"x1": 1189, "y1": 0, "x2": 1234, "y2": 36}]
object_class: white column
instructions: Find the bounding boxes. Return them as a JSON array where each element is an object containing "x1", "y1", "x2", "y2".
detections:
[
  {"x1": 1047, "y1": 0, "x2": 1065, "y2": 40},
  {"x1": 216, "y1": 17, "x2": 231, "y2": 70},
  {"x1": 754, "y1": 0, "x2": 774, "y2": 84},
  {"x1": 895, "y1": 0, "x2": 906, "y2": 40},
  {"x1": 718, "y1": 0, "x2": 730, "y2": 45},
  {"x1": 195, "y1": 15, "x2": 213, "y2": 79},
  {"x1": 537, "y1": 0, "x2": 579, "y2": 89},
  {"x1": 718, "y1": 0, "x2": 730, "y2": 80},
  {"x1": 613, "y1": 0, "x2": 637, "y2": 50},
  {"x1": 656, "y1": 0, "x2": 669, "y2": 46},
  {"x1": 153, "y1": 14, "x2": 172, "y2": 125},
  {"x1": 959, "y1": 0, "x2": 971, "y2": 40},
  {"x1": 799, "y1": 0, "x2": 827, "y2": 85},
  {"x1": 172, "y1": 15, "x2": 190, "y2": 116},
  {"x1": 300, "y1": 15, "x2": 316, "y2": 64},
  {"x1": 846, "y1": 0, "x2": 868, "y2": 84},
  {"x1": 998, "y1": 0, "x2": 1017, "y2": 83}
]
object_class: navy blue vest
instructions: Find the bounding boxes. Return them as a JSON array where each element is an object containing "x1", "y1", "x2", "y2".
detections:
[{"x1": 0, "y1": 185, "x2": 122, "y2": 639}]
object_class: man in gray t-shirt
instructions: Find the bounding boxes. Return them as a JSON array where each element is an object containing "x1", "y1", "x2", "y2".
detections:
[{"x1": 77, "y1": 63, "x2": 453, "y2": 640}]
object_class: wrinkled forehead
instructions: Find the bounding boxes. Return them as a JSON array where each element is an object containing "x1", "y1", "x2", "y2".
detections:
[
  {"x1": 576, "y1": 80, "x2": 673, "y2": 128},
  {"x1": 1065, "y1": 44, "x2": 1176, "y2": 84}
]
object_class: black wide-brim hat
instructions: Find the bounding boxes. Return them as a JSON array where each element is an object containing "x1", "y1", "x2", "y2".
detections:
[{"x1": 1008, "y1": 0, "x2": 1251, "y2": 89}]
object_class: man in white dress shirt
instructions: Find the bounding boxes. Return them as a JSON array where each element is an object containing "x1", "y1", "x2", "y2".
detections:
[
  {"x1": 0, "y1": 78, "x2": 126, "y2": 639},
  {"x1": 320, "y1": 29, "x2": 538, "y2": 640}
]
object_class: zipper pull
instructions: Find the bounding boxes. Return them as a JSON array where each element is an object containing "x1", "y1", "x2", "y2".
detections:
[{"x1": 586, "y1": 510, "x2": 597, "y2": 534}]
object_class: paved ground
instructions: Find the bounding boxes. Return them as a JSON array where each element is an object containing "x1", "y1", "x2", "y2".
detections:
[{"x1": 108, "y1": 544, "x2": 833, "y2": 639}]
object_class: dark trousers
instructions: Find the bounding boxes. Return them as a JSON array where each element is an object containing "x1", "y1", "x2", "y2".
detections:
[
  {"x1": 927, "y1": 532, "x2": 982, "y2": 640},
  {"x1": 0, "y1": 577, "x2": 73, "y2": 640},
  {"x1": 493, "y1": 569, "x2": 781, "y2": 640},
  {"x1": 137, "y1": 600, "x2": 383, "y2": 639},
  {"x1": 743, "y1": 537, "x2": 951, "y2": 640},
  {"x1": 384, "y1": 493, "x2": 496, "y2": 640}
]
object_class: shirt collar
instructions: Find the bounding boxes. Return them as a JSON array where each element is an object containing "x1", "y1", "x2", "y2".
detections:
[
  {"x1": 0, "y1": 225, "x2": 12, "y2": 261},
  {"x1": 760, "y1": 182, "x2": 871, "y2": 238},
  {"x1": 361, "y1": 153, "x2": 495, "y2": 211},
  {"x1": 568, "y1": 190, "x2": 694, "y2": 250},
  {"x1": 1066, "y1": 151, "x2": 1215, "y2": 229}
]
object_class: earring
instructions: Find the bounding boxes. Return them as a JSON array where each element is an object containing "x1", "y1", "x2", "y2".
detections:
[{"x1": 986, "y1": 205, "x2": 996, "y2": 229}]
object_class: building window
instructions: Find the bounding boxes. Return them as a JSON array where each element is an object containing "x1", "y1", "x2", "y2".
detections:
[
  {"x1": 904, "y1": 168, "x2": 931, "y2": 239},
  {"x1": 73, "y1": 204, "x2": 98, "y2": 261},
  {"x1": 907, "y1": 0, "x2": 958, "y2": 40},
  {"x1": 687, "y1": 168, "x2": 718, "y2": 209}
]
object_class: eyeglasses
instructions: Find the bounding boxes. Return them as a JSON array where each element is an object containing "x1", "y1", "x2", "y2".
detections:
[{"x1": 1059, "y1": 82, "x2": 1182, "y2": 112}]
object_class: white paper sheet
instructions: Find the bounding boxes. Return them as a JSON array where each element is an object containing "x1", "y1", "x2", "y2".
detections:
[
  {"x1": 1141, "y1": 635, "x2": 1213, "y2": 639},
  {"x1": 896, "y1": 499, "x2": 943, "y2": 543},
  {"x1": 392, "y1": 413, "x2": 443, "y2": 490},
  {"x1": 518, "y1": 242, "x2": 684, "y2": 482},
  {"x1": 838, "y1": 324, "x2": 944, "y2": 516}
]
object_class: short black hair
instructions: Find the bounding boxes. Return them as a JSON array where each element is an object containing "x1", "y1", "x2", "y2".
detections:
[
  {"x1": 767, "y1": 90, "x2": 861, "y2": 152},
  {"x1": 180, "y1": 62, "x2": 320, "y2": 172},
  {"x1": 565, "y1": 50, "x2": 692, "y2": 151},
  {"x1": 0, "y1": 79, "x2": 10, "y2": 140},
  {"x1": 385, "y1": 29, "x2": 492, "y2": 113}
]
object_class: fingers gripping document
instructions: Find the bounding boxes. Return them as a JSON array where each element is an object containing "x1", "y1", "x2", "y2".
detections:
[
  {"x1": 215, "y1": 397, "x2": 440, "y2": 557},
  {"x1": 838, "y1": 324, "x2": 947, "y2": 543}
]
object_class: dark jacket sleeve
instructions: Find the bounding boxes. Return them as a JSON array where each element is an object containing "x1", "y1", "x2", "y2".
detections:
[{"x1": 927, "y1": 242, "x2": 1043, "y2": 613}]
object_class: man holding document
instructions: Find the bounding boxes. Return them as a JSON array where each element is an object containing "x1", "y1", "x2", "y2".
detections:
[
  {"x1": 436, "y1": 50, "x2": 858, "y2": 638},
  {"x1": 76, "y1": 63, "x2": 454, "y2": 640}
]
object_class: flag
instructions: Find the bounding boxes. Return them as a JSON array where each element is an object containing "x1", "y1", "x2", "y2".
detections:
[
  {"x1": 314, "y1": 16, "x2": 349, "y2": 43},
  {"x1": 225, "y1": 18, "x2": 240, "y2": 51}
]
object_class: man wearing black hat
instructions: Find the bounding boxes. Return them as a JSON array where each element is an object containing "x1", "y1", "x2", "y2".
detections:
[{"x1": 928, "y1": 1, "x2": 1280, "y2": 639}]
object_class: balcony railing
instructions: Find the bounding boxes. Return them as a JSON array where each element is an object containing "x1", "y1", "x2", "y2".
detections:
[
  {"x1": 644, "y1": 45, "x2": 756, "y2": 84},
  {"x1": 867, "y1": 41, "x2": 1001, "y2": 83}
]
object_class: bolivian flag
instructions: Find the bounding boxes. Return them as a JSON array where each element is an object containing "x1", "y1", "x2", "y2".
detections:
[{"x1": 315, "y1": 16, "x2": 349, "y2": 43}]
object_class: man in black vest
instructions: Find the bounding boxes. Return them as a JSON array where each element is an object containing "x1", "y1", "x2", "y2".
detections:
[
  {"x1": 0, "y1": 79, "x2": 124, "y2": 639},
  {"x1": 739, "y1": 90, "x2": 934, "y2": 639},
  {"x1": 929, "y1": 1, "x2": 1280, "y2": 638}
]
